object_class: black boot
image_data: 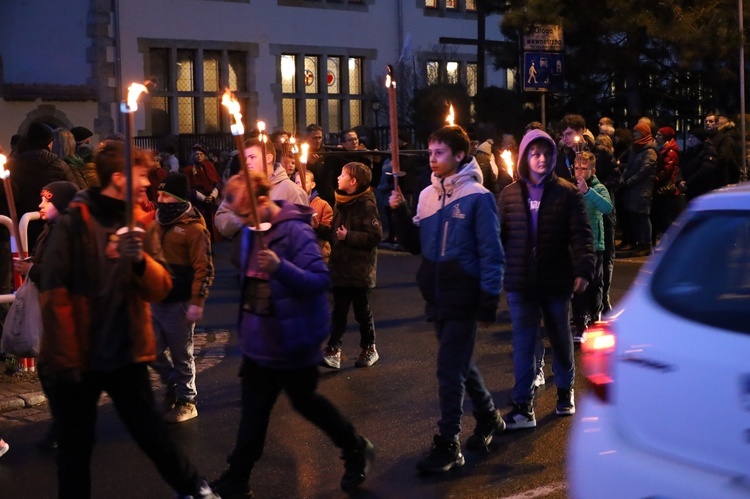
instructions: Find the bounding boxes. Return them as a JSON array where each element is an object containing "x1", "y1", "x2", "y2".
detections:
[
  {"x1": 466, "y1": 409, "x2": 505, "y2": 450},
  {"x1": 340, "y1": 437, "x2": 375, "y2": 491},
  {"x1": 416, "y1": 435, "x2": 465, "y2": 473}
]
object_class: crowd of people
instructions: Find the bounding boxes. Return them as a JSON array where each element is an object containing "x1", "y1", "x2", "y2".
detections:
[{"x1": 0, "y1": 111, "x2": 744, "y2": 497}]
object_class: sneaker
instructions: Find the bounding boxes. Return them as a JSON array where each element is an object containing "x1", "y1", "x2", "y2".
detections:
[
  {"x1": 416, "y1": 435, "x2": 465, "y2": 473},
  {"x1": 466, "y1": 409, "x2": 506, "y2": 450},
  {"x1": 556, "y1": 388, "x2": 575, "y2": 415},
  {"x1": 322, "y1": 346, "x2": 341, "y2": 369},
  {"x1": 354, "y1": 344, "x2": 379, "y2": 368},
  {"x1": 209, "y1": 474, "x2": 253, "y2": 498},
  {"x1": 573, "y1": 329, "x2": 587, "y2": 344},
  {"x1": 0, "y1": 439, "x2": 9, "y2": 459},
  {"x1": 502, "y1": 403, "x2": 536, "y2": 430},
  {"x1": 340, "y1": 436, "x2": 375, "y2": 491},
  {"x1": 533, "y1": 369, "x2": 546, "y2": 388},
  {"x1": 175, "y1": 478, "x2": 223, "y2": 499},
  {"x1": 164, "y1": 399, "x2": 198, "y2": 423}
]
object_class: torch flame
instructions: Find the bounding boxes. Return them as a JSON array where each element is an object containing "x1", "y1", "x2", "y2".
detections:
[
  {"x1": 500, "y1": 150, "x2": 514, "y2": 177},
  {"x1": 126, "y1": 83, "x2": 149, "y2": 112},
  {"x1": 221, "y1": 90, "x2": 245, "y2": 136},
  {"x1": 300, "y1": 143, "x2": 310, "y2": 164},
  {"x1": 290, "y1": 136, "x2": 298, "y2": 155},
  {"x1": 0, "y1": 153, "x2": 7, "y2": 180},
  {"x1": 258, "y1": 121, "x2": 266, "y2": 134},
  {"x1": 446, "y1": 104, "x2": 455, "y2": 126},
  {"x1": 385, "y1": 74, "x2": 395, "y2": 89}
]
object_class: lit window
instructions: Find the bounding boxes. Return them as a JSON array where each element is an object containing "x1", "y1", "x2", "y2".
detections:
[
  {"x1": 279, "y1": 53, "x2": 365, "y2": 133},
  {"x1": 147, "y1": 47, "x2": 249, "y2": 135},
  {"x1": 447, "y1": 61, "x2": 459, "y2": 84},
  {"x1": 427, "y1": 61, "x2": 439, "y2": 85}
]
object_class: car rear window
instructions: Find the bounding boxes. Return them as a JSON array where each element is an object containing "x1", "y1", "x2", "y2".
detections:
[{"x1": 651, "y1": 211, "x2": 750, "y2": 334}]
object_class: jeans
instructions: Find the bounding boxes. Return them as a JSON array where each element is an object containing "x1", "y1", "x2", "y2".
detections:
[
  {"x1": 434, "y1": 318, "x2": 495, "y2": 439},
  {"x1": 151, "y1": 301, "x2": 197, "y2": 401},
  {"x1": 49, "y1": 363, "x2": 202, "y2": 498},
  {"x1": 224, "y1": 357, "x2": 361, "y2": 484},
  {"x1": 329, "y1": 286, "x2": 375, "y2": 349},
  {"x1": 507, "y1": 292, "x2": 575, "y2": 405}
]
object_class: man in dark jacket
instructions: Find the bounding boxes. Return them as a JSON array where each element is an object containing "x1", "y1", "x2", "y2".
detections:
[{"x1": 497, "y1": 128, "x2": 595, "y2": 429}]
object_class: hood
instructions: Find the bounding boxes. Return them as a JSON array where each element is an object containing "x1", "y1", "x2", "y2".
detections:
[
  {"x1": 272, "y1": 200, "x2": 315, "y2": 226},
  {"x1": 660, "y1": 138, "x2": 680, "y2": 154},
  {"x1": 269, "y1": 163, "x2": 291, "y2": 185},
  {"x1": 517, "y1": 129, "x2": 558, "y2": 183},
  {"x1": 430, "y1": 156, "x2": 484, "y2": 190}
]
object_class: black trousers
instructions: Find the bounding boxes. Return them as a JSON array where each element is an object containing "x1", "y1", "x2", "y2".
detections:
[
  {"x1": 224, "y1": 357, "x2": 361, "y2": 484},
  {"x1": 329, "y1": 286, "x2": 375, "y2": 349},
  {"x1": 49, "y1": 362, "x2": 201, "y2": 498}
]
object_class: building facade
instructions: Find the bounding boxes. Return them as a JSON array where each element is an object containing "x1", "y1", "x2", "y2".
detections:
[{"x1": 0, "y1": 0, "x2": 506, "y2": 151}]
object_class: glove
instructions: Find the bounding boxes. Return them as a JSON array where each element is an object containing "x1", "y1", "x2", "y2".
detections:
[
  {"x1": 117, "y1": 228, "x2": 144, "y2": 263},
  {"x1": 186, "y1": 304, "x2": 204, "y2": 323}
]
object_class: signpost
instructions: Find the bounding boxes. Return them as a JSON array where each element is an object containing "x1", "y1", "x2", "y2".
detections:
[{"x1": 522, "y1": 25, "x2": 564, "y2": 127}]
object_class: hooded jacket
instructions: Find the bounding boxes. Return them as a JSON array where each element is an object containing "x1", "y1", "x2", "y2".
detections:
[
  {"x1": 329, "y1": 188, "x2": 382, "y2": 289},
  {"x1": 393, "y1": 156, "x2": 504, "y2": 322},
  {"x1": 497, "y1": 129, "x2": 595, "y2": 295},
  {"x1": 147, "y1": 204, "x2": 214, "y2": 306},
  {"x1": 39, "y1": 189, "x2": 172, "y2": 374},
  {"x1": 238, "y1": 201, "x2": 330, "y2": 369},
  {"x1": 621, "y1": 140, "x2": 657, "y2": 213}
]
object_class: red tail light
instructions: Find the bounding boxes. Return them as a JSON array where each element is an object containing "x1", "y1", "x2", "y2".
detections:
[{"x1": 581, "y1": 321, "x2": 616, "y2": 402}]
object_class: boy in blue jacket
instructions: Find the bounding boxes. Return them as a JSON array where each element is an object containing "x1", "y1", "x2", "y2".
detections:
[
  {"x1": 211, "y1": 172, "x2": 374, "y2": 498},
  {"x1": 389, "y1": 125, "x2": 505, "y2": 473}
]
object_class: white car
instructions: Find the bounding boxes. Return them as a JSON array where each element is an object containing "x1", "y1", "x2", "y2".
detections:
[{"x1": 569, "y1": 184, "x2": 750, "y2": 499}]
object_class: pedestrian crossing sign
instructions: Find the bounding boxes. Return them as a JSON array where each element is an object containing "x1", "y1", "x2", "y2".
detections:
[{"x1": 523, "y1": 52, "x2": 564, "y2": 93}]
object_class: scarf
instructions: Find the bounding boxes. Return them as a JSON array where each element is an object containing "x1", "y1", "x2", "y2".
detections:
[
  {"x1": 334, "y1": 187, "x2": 370, "y2": 206},
  {"x1": 157, "y1": 202, "x2": 191, "y2": 225}
]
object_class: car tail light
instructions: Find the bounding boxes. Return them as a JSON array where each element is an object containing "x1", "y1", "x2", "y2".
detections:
[{"x1": 581, "y1": 321, "x2": 616, "y2": 402}]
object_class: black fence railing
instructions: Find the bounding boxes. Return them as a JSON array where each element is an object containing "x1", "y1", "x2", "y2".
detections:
[{"x1": 132, "y1": 126, "x2": 422, "y2": 166}]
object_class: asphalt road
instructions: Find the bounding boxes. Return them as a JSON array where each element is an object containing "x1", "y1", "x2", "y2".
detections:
[{"x1": 0, "y1": 242, "x2": 644, "y2": 498}]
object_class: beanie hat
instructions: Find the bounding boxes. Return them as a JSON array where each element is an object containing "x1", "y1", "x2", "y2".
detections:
[
  {"x1": 476, "y1": 139, "x2": 494, "y2": 155},
  {"x1": 658, "y1": 127, "x2": 676, "y2": 141},
  {"x1": 26, "y1": 122, "x2": 53, "y2": 150},
  {"x1": 689, "y1": 127, "x2": 707, "y2": 143},
  {"x1": 70, "y1": 126, "x2": 93, "y2": 143},
  {"x1": 75, "y1": 143, "x2": 95, "y2": 162},
  {"x1": 41, "y1": 181, "x2": 79, "y2": 213},
  {"x1": 633, "y1": 123, "x2": 652, "y2": 138},
  {"x1": 158, "y1": 172, "x2": 189, "y2": 202}
]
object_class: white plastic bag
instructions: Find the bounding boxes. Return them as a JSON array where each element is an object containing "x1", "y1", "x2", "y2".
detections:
[{"x1": 1, "y1": 275, "x2": 42, "y2": 357}]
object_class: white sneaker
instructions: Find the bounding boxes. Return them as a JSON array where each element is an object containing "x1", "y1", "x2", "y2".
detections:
[
  {"x1": 533, "y1": 369, "x2": 546, "y2": 388},
  {"x1": 164, "y1": 400, "x2": 198, "y2": 423},
  {"x1": 322, "y1": 347, "x2": 341, "y2": 369}
]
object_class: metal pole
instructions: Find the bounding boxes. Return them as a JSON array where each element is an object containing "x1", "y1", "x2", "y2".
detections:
[{"x1": 541, "y1": 93, "x2": 546, "y2": 130}]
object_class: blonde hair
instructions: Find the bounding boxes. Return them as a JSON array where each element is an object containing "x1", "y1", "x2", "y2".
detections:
[{"x1": 224, "y1": 171, "x2": 271, "y2": 211}]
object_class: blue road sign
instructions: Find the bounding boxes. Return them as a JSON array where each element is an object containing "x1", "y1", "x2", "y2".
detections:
[{"x1": 523, "y1": 52, "x2": 564, "y2": 93}]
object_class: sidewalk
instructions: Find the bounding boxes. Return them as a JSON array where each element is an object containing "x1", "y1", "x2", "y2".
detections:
[{"x1": 0, "y1": 328, "x2": 230, "y2": 428}]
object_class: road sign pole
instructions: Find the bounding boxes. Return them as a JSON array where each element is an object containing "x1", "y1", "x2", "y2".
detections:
[{"x1": 541, "y1": 93, "x2": 546, "y2": 130}]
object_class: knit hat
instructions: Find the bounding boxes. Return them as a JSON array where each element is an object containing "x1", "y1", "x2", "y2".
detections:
[
  {"x1": 26, "y1": 122, "x2": 53, "y2": 150},
  {"x1": 658, "y1": 127, "x2": 676, "y2": 141},
  {"x1": 41, "y1": 181, "x2": 79, "y2": 213},
  {"x1": 633, "y1": 122, "x2": 652, "y2": 138},
  {"x1": 476, "y1": 139, "x2": 494, "y2": 155},
  {"x1": 70, "y1": 126, "x2": 93, "y2": 143},
  {"x1": 192, "y1": 144, "x2": 209, "y2": 156},
  {"x1": 689, "y1": 127, "x2": 708, "y2": 143},
  {"x1": 75, "y1": 143, "x2": 95, "y2": 162},
  {"x1": 158, "y1": 172, "x2": 189, "y2": 202}
]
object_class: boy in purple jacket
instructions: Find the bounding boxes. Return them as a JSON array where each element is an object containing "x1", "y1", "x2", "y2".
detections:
[{"x1": 211, "y1": 172, "x2": 374, "y2": 498}]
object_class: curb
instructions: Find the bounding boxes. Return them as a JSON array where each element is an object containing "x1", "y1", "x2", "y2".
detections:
[{"x1": 0, "y1": 329, "x2": 229, "y2": 428}]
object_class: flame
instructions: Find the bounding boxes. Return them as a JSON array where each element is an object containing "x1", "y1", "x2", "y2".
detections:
[
  {"x1": 221, "y1": 90, "x2": 245, "y2": 136},
  {"x1": 385, "y1": 74, "x2": 395, "y2": 89},
  {"x1": 0, "y1": 153, "x2": 7, "y2": 180},
  {"x1": 300, "y1": 143, "x2": 310, "y2": 164},
  {"x1": 126, "y1": 83, "x2": 149, "y2": 112},
  {"x1": 446, "y1": 104, "x2": 455, "y2": 126},
  {"x1": 257, "y1": 121, "x2": 266, "y2": 135},
  {"x1": 290, "y1": 136, "x2": 299, "y2": 155},
  {"x1": 500, "y1": 150, "x2": 514, "y2": 177}
]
